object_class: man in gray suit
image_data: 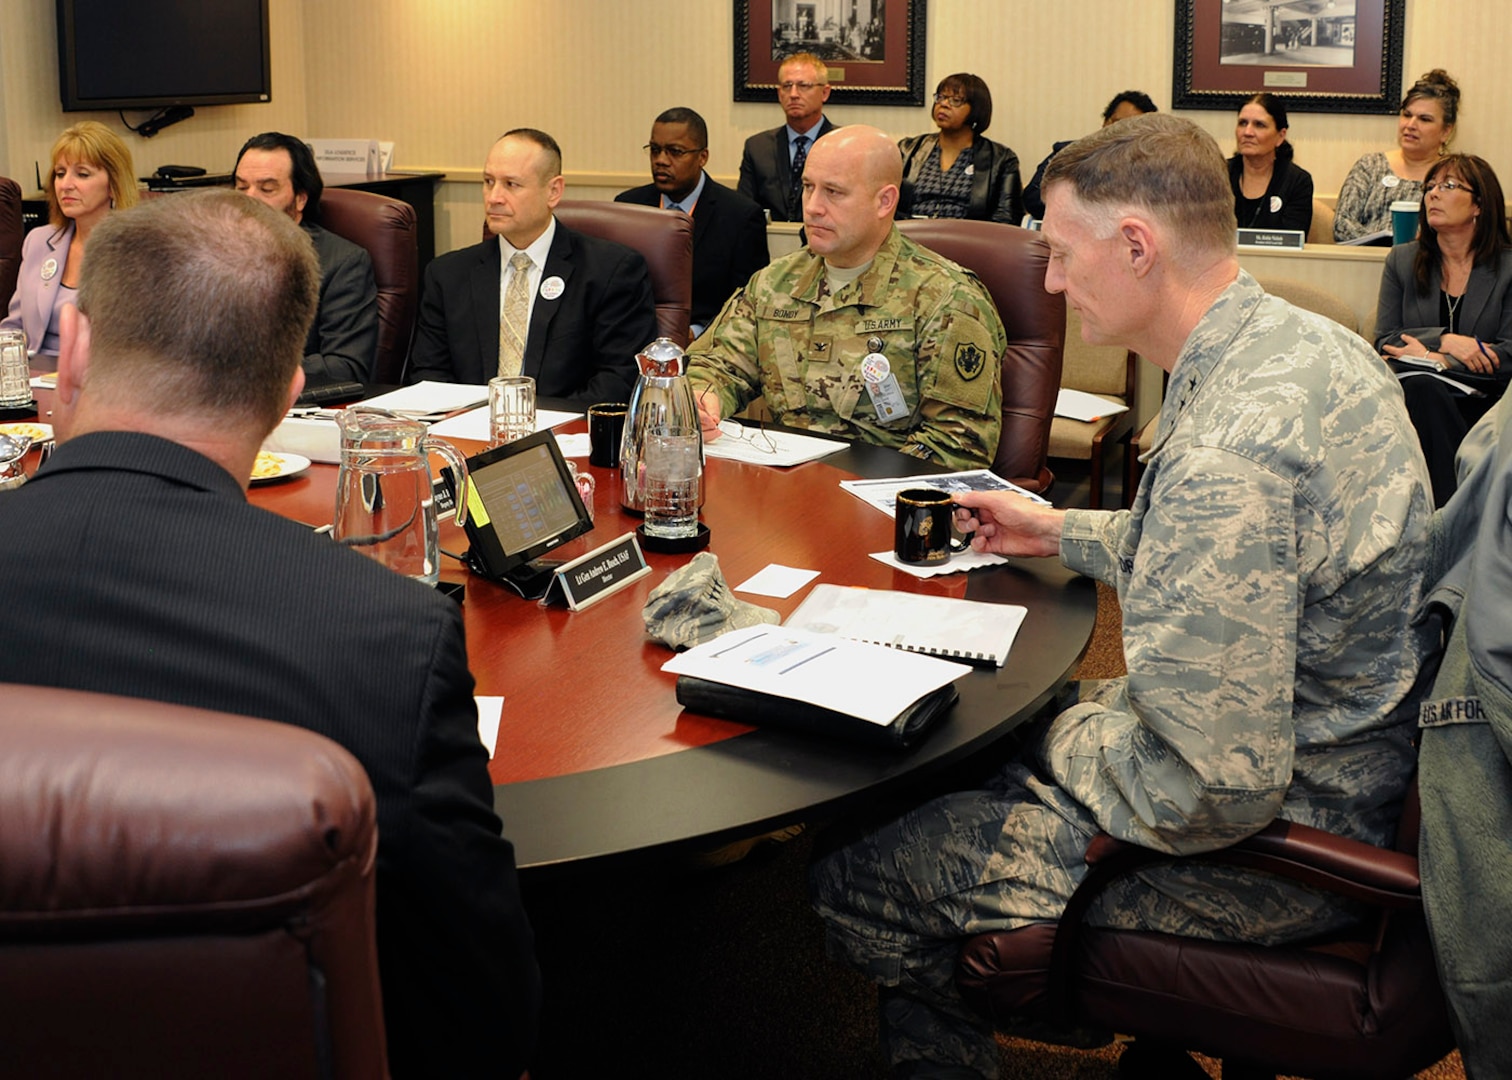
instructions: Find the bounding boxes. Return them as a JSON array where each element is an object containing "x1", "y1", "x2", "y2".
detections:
[{"x1": 738, "y1": 52, "x2": 839, "y2": 222}]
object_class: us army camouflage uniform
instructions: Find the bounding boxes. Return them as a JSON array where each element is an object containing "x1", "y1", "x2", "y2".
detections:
[
  {"x1": 684, "y1": 227, "x2": 1004, "y2": 471},
  {"x1": 811, "y1": 272, "x2": 1438, "y2": 1079}
]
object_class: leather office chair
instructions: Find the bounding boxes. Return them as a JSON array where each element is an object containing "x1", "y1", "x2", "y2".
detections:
[
  {"x1": 554, "y1": 198, "x2": 693, "y2": 347},
  {"x1": 320, "y1": 186, "x2": 419, "y2": 384},
  {"x1": 896, "y1": 219, "x2": 1064, "y2": 494},
  {"x1": 1, "y1": 175, "x2": 24, "y2": 309},
  {"x1": 956, "y1": 777, "x2": 1456, "y2": 1079},
  {"x1": 1048, "y1": 310, "x2": 1139, "y2": 509},
  {"x1": 0, "y1": 684, "x2": 388, "y2": 1080}
]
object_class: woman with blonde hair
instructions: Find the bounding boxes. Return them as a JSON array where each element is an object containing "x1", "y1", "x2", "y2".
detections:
[{"x1": 3, "y1": 120, "x2": 137, "y2": 359}]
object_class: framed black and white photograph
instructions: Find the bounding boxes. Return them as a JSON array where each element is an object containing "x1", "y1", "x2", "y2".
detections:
[
  {"x1": 1174, "y1": 0, "x2": 1404, "y2": 114},
  {"x1": 734, "y1": 0, "x2": 927, "y2": 107}
]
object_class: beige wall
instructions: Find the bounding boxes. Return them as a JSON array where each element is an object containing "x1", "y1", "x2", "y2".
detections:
[{"x1": 2, "y1": 0, "x2": 1507, "y2": 255}]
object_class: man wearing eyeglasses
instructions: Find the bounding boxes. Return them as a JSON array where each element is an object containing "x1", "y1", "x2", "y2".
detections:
[
  {"x1": 738, "y1": 52, "x2": 840, "y2": 222},
  {"x1": 617, "y1": 107, "x2": 769, "y2": 338}
]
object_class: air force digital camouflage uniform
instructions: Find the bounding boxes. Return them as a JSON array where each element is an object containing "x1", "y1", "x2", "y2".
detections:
[
  {"x1": 684, "y1": 227, "x2": 1004, "y2": 471},
  {"x1": 811, "y1": 272, "x2": 1437, "y2": 1078},
  {"x1": 1416, "y1": 402, "x2": 1512, "y2": 1076}
]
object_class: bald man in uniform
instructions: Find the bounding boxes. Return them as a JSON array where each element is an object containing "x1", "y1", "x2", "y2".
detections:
[{"x1": 686, "y1": 125, "x2": 1005, "y2": 471}]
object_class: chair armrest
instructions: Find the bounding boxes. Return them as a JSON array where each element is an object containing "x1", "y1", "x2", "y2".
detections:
[
  {"x1": 1083, "y1": 819, "x2": 1420, "y2": 907},
  {"x1": 1046, "y1": 820, "x2": 1421, "y2": 1024}
]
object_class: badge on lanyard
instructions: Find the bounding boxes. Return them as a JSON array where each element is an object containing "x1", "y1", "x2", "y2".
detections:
[{"x1": 861, "y1": 336, "x2": 907, "y2": 423}]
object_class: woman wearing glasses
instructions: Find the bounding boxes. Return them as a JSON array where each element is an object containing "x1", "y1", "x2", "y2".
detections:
[
  {"x1": 1376, "y1": 154, "x2": 1512, "y2": 504},
  {"x1": 897, "y1": 73, "x2": 1022, "y2": 224}
]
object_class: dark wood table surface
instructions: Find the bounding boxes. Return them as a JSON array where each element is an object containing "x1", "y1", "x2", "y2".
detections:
[{"x1": 19, "y1": 389, "x2": 1097, "y2": 877}]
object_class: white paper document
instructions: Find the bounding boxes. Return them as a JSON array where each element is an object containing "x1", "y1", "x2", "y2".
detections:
[
  {"x1": 1054, "y1": 388, "x2": 1129, "y2": 423},
  {"x1": 704, "y1": 421, "x2": 849, "y2": 467},
  {"x1": 427, "y1": 405, "x2": 582, "y2": 441},
  {"x1": 734, "y1": 563, "x2": 821, "y2": 597},
  {"x1": 840, "y1": 469, "x2": 1051, "y2": 516},
  {"x1": 868, "y1": 548, "x2": 1008, "y2": 577},
  {"x1": 662, "y1": 625, "x2": 969, "y2": 726},
  {"x1": 361, "y1": 381, "x2": 490, "y2": 418},
  {"x1": 475, "y1": 695, "x2": 504, "y2": 759}
]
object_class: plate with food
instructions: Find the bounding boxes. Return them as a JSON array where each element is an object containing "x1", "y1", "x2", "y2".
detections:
[
  {"x1": 250, "y1": 450, "x2": 311, "y2": 484},
  {"x1": 0, "y1": 421, "x2": 53, "y2": 445}
]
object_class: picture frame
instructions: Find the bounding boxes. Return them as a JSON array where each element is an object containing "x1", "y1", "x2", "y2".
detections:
[
  {"x1": 734, "y1": 0, "x2": 927, "y2": 107},
  {"x1": 1173, "y1": 0, "x2": 1405, "y2": 115}
]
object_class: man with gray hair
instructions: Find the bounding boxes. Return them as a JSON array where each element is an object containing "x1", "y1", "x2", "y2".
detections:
[
  {"x1": 811, "y1": 114, "x2": 1437, "y2": 1077},
  {"x1": 0, "y1": 190, "x2": 539, "y2": 1079}
]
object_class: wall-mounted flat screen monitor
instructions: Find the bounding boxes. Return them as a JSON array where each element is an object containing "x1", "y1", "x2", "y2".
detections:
[{"x1": 56, "y1": 0, "x2": 271, "y2": 111}]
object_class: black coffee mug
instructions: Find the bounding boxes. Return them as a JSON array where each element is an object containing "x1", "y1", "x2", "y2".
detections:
[
  {"x1": 588, "y1": 402, "x2": 628, "y2": 468},
  {"x1": 894, "y1": 488, "x2": 973, "y2": 565}
]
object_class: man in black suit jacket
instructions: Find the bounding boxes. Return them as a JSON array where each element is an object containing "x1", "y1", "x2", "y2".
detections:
[
  {"x1": 617, "y1": 107, "x2": 768, "y2": 336},
  {"x1": 234, "y1": 131, "x2": 379, "y2": 384},
  {"x1": 408, "y1": 128, "x2": 656, "y2": 405},
  {"x1": 0, "y1": 190, "x2": 539, "y2": 1080},
  {"x1": 738, "y1": 52, "x2": 840, "y2": 221}
]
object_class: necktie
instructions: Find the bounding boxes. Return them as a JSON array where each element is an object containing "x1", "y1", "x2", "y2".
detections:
[
  {"x1": 788, "y1": 134, "x2": 810, "y2": 220},
  {"x1": 498, "y1": 251, "x2": 533, "y2": 377}
]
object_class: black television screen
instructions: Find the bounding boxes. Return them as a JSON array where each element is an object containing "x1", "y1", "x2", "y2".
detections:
[{"x1": 57, "y1": 0, "x2": 271, "y2": 111}]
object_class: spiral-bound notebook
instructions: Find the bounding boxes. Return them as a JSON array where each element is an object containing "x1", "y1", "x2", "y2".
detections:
[{"x1": 785, "y1": 584, "x2": 1027, "y2": 668}]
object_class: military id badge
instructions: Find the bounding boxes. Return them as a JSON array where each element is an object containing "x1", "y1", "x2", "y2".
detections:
[{"x1": 861, "y1": 340, "x2": 907, "y2": 423}]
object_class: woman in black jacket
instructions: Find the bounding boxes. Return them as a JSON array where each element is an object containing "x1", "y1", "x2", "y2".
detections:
[
  {"x1": 1228, "y1": 92, "x2": 1313, "y2": 234},
  {"x1": 898, "y1": 73, "x2": 1022, "y2": 224}
]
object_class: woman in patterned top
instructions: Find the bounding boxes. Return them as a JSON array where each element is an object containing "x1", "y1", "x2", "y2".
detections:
[
  {"x1": 1334, "y1": 69, "x2": 1460, "y2": 243},
  {"x1": 898, "y1": 73, "x2": 1022, "y2": 225}
]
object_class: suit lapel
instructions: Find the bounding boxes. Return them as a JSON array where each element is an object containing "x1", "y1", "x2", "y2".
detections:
[
  {"x1": 689, "y1": 183, "x2": 715, "y2": 252},
  {"x1": 468, "y1": 241, "x2": 502, "y2": 381},
  {"x1": 524, "y1": 224, "x2": 574, "y2": 378},
  {"x1": 34, "y1": 227, "x2": 70, "y2": 339},
  {"x1": 1460, "y1": 261, "x2": 1494, "y2": 336}
]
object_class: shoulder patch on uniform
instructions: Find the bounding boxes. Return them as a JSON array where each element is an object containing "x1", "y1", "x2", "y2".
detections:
[{"x1": 954, "y1": 342, "x2": 987, "y2": 381}]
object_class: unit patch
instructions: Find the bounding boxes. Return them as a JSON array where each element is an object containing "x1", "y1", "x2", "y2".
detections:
[{"x1": 954, "y1": 342, "x2": 986, "y2": 381}]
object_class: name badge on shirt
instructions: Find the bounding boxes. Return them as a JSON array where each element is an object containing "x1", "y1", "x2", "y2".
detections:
[{"x1": 861, "y1": 347, "x2": 907, "y2": 423}]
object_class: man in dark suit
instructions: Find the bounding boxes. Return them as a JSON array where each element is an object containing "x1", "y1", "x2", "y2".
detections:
[
  {"x1": 234, "y1": 131, "x2": 379, "y2": 385},
  {"x1": 408, "y1": 128, "x2": 656, "y2": 405},
  {"x1": 617, "y1": 107, "x2": 768, "y2": 337},
  {"x1": 738, "y1": 52, "x2": 840, "y2": 222},
  {"x1": 0, "y1": 190, "x2": 539, "y2": 1080}
]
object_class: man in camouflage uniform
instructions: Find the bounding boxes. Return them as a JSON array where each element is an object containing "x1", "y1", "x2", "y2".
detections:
[
  {"x1": 1416, "y1": 401, "x2": 1512, "y2": 1077},
  {"x1": 811, "y1": 115, "x2": 1437, "y2": 1078},
  {"x1": 686, "y1": 125, "x2": 1005, "y2": 472}
]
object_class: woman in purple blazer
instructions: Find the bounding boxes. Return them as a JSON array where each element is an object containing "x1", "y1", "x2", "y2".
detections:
[{"x1": 2, "y1": 121, "x2": 137, "y2": 360}]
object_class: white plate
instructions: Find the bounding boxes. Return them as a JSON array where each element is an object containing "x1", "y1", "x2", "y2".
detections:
[
  {"x1": 249, "y1": 451, "x2": 311, "y2": 484},
  {"x1": 0, "y1": 421, "x2": 53, "y2": 444}
]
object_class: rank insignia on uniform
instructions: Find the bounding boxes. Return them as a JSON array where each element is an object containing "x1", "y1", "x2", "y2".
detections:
[{"x1": 954, "y1": 342, "x2": 986, "y2": 381}]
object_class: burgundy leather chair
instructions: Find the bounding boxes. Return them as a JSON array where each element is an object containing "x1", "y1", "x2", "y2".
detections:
[
  {"x1": 1, "y1": 175, "x2": 24, "y2": 311},
  {"x1": 956, "y1": 779, "x2": 1456, "y2": 1079},
  {"x1": 896, "y1": 220, "x2": 1063, "y2": 494},
  {"x1": 320, "y1": 186, "x2": 419, "y2": 385},
  {"x1": 554, "y1": 199, "x2": 693, "y2": 347},
  {"x1": 0, "y1": 684, "x2": 388, "y2": 1080}
]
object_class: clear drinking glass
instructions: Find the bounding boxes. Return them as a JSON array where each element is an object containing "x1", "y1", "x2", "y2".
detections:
[
  {"x1": 642, "y1": 425, "x2": 701, "y2": 539},
  {"x1": 489, "y1": 375, "x2": 536, "y2": 445},
  {"x1": 0, "y1": 330, "x2": 30, "y2": 408}
]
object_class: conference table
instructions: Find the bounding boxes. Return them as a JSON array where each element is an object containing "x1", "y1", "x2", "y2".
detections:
[{"x1": 19, "y1": 389, "x2": 1098, "y2": 877}]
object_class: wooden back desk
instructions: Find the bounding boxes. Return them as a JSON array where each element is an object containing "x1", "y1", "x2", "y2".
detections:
[{"x1": 25, "y1": 392, "x2": 1096, "y2": 876}]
